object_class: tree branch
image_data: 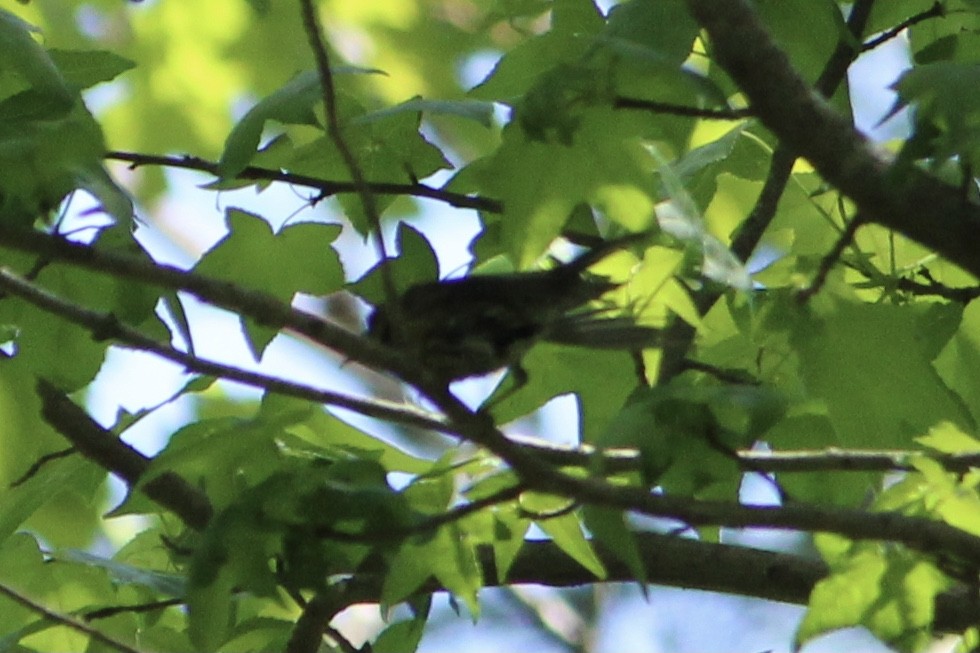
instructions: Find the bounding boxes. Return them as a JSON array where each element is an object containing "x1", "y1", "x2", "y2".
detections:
[
  {"x1": 32, "y1": 379, "x2": 980, "y2": 635},
  {"x1": 286, "y1": 591, "x2": 343, "y2": 653},
  {"x1": 106, "y1": 150, "x2": 500, "y2": 213},
  {"x1": 333, "y1": 532, "x2": 977, "y2": 635},
  {"x1": 658, "y1": 0, "x2": 875, "y2": 379},
  {"x1": 0, "y1": 226, "x2": 419, "y2": 383},
  {"x1": 415, "y1": 371, "x2": 980, "y2": 573},
  {"x1": 796, "y1": 213, "x2": 866, "y2": 303},
  {"x1": 862, "y1": 1, "x2": 945, "y2": 52},
  {"x1": 510, "y1": 434, "x2": 980, "y2": 474},
  {"x1": 612, "y1": 97, "x2": 751, "y2": 120},
  {"x1": 0, "y1": 582, "x2": 142, "y2": 653},
  {"x1": 0, "y1": 266, "x2": 450, "y2": 435},
  {"x1": 298, "y1": 0, "x2": 400, "y2": 319},
  {"x1": 685, "y1": 0, "x2": 980, "y2": 280},
  {"x1": 35, "y1": 379, "x2": 213, "y2": 530}
]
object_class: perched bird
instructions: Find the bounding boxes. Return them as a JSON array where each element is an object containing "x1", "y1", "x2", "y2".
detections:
[{"x1": 366, "y1": 233, "x2": 660, "y2": 386}]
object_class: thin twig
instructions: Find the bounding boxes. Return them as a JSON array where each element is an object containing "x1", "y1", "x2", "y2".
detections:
[
  {"x1": 658, "y1": 0, "x2": 876, "y2": 381},
  {"x1": 0, "y1": 582, "x2": 143, "y2": 653},
  {"x1": 286, "y1": 591, "x2": 356, "y2": 653},
  {"x1": 105, "y1": 150, "x2": 501, "y2": 213},
  {"x1": 312, "y1": 483, "x2": 524, "y2": 542},
  {"x1": 0, "y1": 266, "x2": 451, "y2": 435},
  {"x1": 507, "y1": 434, "x2": 980, "y2": 475},
  {"x1": 613, "y1": 97, "x2": 752, "y2": 120},
  {"x1": 9, "y1": 447, "x2": 75, "y2": 488},
  {"x1": 84, "y1": 598, "x2": 183, "y2": 621},
  {"x1": 298, "y1": 0, "x2": 400, "y2": 316},
  {"x1": 895, "y1": 271, "x2": 980, "y2": 303},
  {"x1": 796, "y1": 213, "x2": 865, "y2": 303},
  {"x1": 324, "y1": 624, "x2": 362, "y2": 653},
  {"x1": 862, "y1": 1, "x2": 945, "y2": 52}
]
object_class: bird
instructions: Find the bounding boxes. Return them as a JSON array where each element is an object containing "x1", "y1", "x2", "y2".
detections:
[{"x1": 365, "y1": 232, "x2": 660, "y2": 387}]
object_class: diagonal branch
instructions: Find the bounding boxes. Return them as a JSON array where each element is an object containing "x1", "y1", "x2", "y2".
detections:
[
  {"x1": 0, "y1": 267, "x2": 450, "y2": 434},
  {"x1": 0, "y1": 225, "x2": 418, "y2": 383},
  {"x1": 418, "y1": 370, "x2": 980, "y2": 570},
  {"x1": 658, "y1": 0, "x2": 876, "y2": 380},
  {"x1": 36, "y1": 379, "x2": 213, "y2": 530},
  {"x1": 685, "y1": 0, "x2": 980, "y2": 280},
  {"x1": 0, "y1": 582, "x2": 141, "y2": 653}
]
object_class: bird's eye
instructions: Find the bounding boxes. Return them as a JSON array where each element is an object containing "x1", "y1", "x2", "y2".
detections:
[{"x1": 366, "y1": 306, "x2": 391, "y2": 343}]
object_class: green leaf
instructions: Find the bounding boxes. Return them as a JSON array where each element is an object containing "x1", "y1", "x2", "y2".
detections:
[
  {"x1": 355, "y1": 96, "x2": 496, "y2": 128},
  {"x1": 470, "y1": 0, "x2": 604, "y2": 102},
  {"x1": 0, "y1": 9, "x2": 73, "y2": 110},
  {"x1": 136, "y1": 415, "x2": 279, "y2": 511},
  {"x1": 604, "y1": 0, "x2": 699, "y2": 64},
  {"x1": 382, "y1": 524, "x2": 483, "y2": 617},
  {"x1": 598, "y1": 382, "x2": 746, "y2": 498},
  {"x1": 469, "y1": 112, "x2": 657, "y2": 268},
  {"x1": 53, "y1": 549, "x2": 185, "y2": 597},
  {"x1": 0, "y1": 101, "x2": 128, "y2": 223},
  {"x1": 229, "y1": 78, "x2": 310, "y2": 162},
  {"x1": 792, "y1": 298, "x2": 972, "y2": 447},
  {"x1": 48, "y1": 49, "x2": 136, "y2": 90},
  {"x1": 755, "y1": 0, "x2": 850, "y2": 88},
  {"x1": 891, "y1": 63, "x2": 980, "y2": 167},
  {"x1": 651, "y1": 147, "x2": 752, "y2": 291},
  {"x1": 0, "y1": 456, "x2": 95, "y2": 546},
  {"x1": 187, "y1": 561, "x2": 236, "y2": 652},
  {"x1": 426, "y1": 524, "x2": 483, "y2": 617},
  {"x1": 934, "y1": 298, "x2": 980, "y2": 426},
  {"x1": 374, "y1": 617, "x2": 427, "y2": 653},
  {"x1": 350, "y1": 222, "x2": 440, "y2": 305},
  {"x1": 217, "y1": 68, "x2": 382, "y2": 178},
  {"x1": 798, "y1": 538, "x2": 949, "y2": 653},
  {"x1": 488, "y1": 340, "x2": 639, "y2": 442},
  {"x1": 582, "y1": 506, "x2": 646, "y2": 590},
  {"x1": 915, "y1": 421, "x2": 980, "y2": 454},
  {"x1": 0, "y1": 240, "x2": 157, "y2": 390},
  {"x1": 383, "y1": 539, "x2": 437, "y2": 607},
  {"x1": 522, "y1": 493, "x2": 606, "y2": 579},
  {"x1": 288, "y1": 405, "x2": 433, "y2": 474},
  {"x1": 193, "y1": 209, "x2": 344, "y2": 357}
]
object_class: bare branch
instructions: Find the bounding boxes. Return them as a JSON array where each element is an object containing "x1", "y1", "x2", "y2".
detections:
[
  {"x1": 0, "y1": 582, "x2": 143, "y2": 653},
  {"x1": 895, "y1": 271, "x2": 980, "y2": 303},
  {"x1": 415, "y1": 368, "x2": 980, "y2": 571},
  {"x1": 796, "y1": 213, "x2": 866, "y2": 303},
  {"x1": 862, "y1": 1, "x2": 945, "y2": 52},
  {"x1": 509, "y1": 434, "x2": 980, "y2": 475},
  {"x1": 0, "y1": 266, "x2": 450, "y2": 435},
  {"x1": 35, "y1": 379, "x2": 213, "y2": 530},
  {"x1": 84, "y1": 598, "x2": 182, "y2": 621},
  {"x1": 658, "y1": 0, "x2": 875, "y2": 380},
  {"x1": 0, "y1": 226, "x2": 418, "y2": 383},
  {"x1": 685, "y1": 0, "x2": 980, "y2": 280},
  {"x1": 106, "y1": 150, "x2": 501, "y2": 213},
  {"x1": 613, "y1": 97, "x2": 751, "y2": 120}
]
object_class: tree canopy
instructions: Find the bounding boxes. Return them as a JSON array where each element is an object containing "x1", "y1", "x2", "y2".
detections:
[{"x1": 1, "y1": 0, "x2": 980, "y2": 651}]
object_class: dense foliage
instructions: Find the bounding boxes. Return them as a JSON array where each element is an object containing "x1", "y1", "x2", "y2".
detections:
[{"x1": 2, "y1": 0, "x2": 980, "y2": 651}]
